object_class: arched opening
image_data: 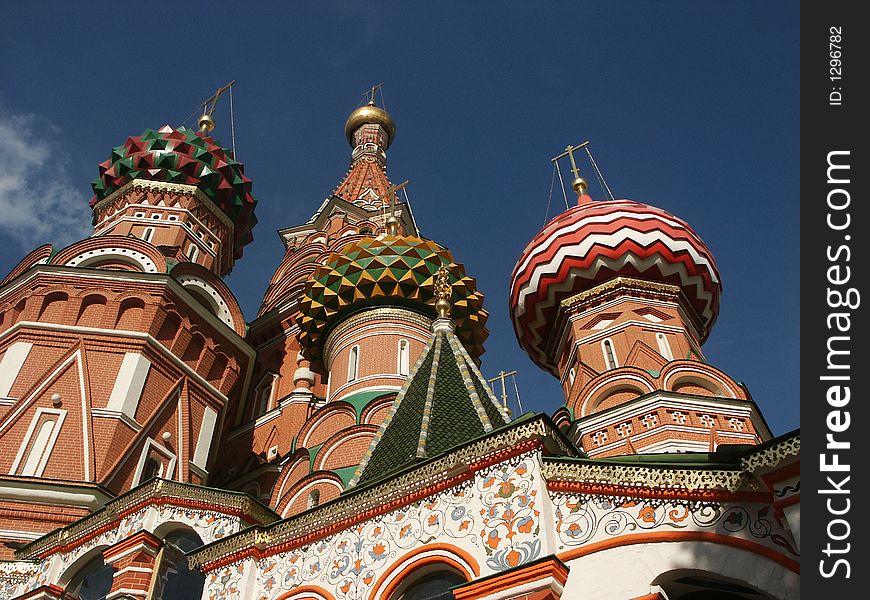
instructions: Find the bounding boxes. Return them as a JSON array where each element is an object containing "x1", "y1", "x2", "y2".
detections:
[
  {"x1": 653, "y1": 569, "x2": 780, "y2": 600},
  {"x1": 392, "y1": 569, "x2": 466, "y2": 600},
  {"x1": 116, "y1": 297, "x2": 146, "y2": 330},
  {"x1": 347, "y1": 345, "x2": 360, "y2": 382},
  {"x1": 152, "y1": 529, "x2": 206, "y2": 600},
  {"x1": 64, "y1": 553, "x2": 114, "y2": 600},
  {"x1": 157, "y1": 312, "x2": 181, "y2": 343},
  {"x1": 398, "y1": 339, "x2": 410, "y2": 376},
  {"x1": 602, "y1": 338, "x2": 618, "y2": 370},
  {"x1": 182, "y1": 333, "x2": 205, "y2": 365},
  {"x1": 39, "y1": 291, "x2": 68, "y2": 322},
  {"x1": 77, "y1": 294, "x2": 107, "y2": 327}
]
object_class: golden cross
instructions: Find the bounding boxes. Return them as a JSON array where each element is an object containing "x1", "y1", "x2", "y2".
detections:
[
  {"x1": 386, "y1": 179, "x2": 410, "y2": 218},
  {"x1": 487, "y1": 370, "x2": 517, "y2": 417},
  {"x1": 364, "y1": 83, "x2": 384, "y2": 105},
  {"x1": 551, "y1": 140, "x2": 589, "y2": 179},
  {"x1": 200, "y1": 80, "x2": 236, "y2": 116}
]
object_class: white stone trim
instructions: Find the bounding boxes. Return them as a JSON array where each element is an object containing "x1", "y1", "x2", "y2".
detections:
[
  {"x1": 65, "y1": 246, "x2": 159, "y2": 273},
  {"x1": 663, "y1": 366, "x2": 738, "y2": 398},
  {"x1": 192, "y1": 406, "x2": 218, "y2": 470},
  {"x1": 10, "y1": 407, "x2": 66, "y2": 477},
  {"x1": 0, "y1": 341, "x2": 32, "y2": 397},
  {"x1": 0, "y1": 321, "x2": 228, "y2": 403},
  {"x1": 133, "y1": 438, "x2": 177, "y2": 486},
  {"x1": 106, "y1": 353, "x2": 152, "y2": 420},
  {"x1": 91, "y1": 408, "x2": 143, "y2": 431}
]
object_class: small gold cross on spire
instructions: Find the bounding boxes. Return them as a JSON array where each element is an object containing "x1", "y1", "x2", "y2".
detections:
[
  {"x1": 385, "y1": 179, "x2": 409, "y2": 235},
  {"x1": 364, "y1": 82, "x2": 384, "y2": 105},
  {"x1": 551, "y1": 140, "x2": 590, "y2": 196}
]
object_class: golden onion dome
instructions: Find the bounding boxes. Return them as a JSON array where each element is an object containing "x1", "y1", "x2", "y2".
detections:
[{"x1": 344, "y1": 101, "x2": 396, "y2": 149}]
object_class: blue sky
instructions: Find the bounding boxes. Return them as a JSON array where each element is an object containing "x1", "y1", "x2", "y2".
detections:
[{"x1": 0, "y1": 2, "x2": 799, "y2": 434}]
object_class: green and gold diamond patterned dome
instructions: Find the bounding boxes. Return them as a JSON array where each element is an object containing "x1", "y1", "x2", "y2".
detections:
[{"x1": 297, "y1": 235, "x2": 488, "y2": 372}]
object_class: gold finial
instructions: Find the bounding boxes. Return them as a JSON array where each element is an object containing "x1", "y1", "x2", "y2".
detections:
[
  {"x1": 196, "y1": 80, "x2": 236, "y2": 133},
  {"x1": 434, "y1": 265, "x2": 452, "y2": 318},
  {"x1": 552, "y1": 141, "x2": 590, "y2": 200},
  {"x1": 198, "y1": 113, "x2": 215, "y2": 133},
  {"x1": 385, "y1": 179, "x2": 410, "y2": 235},
  {"x1": 345, "y1": 84, "x2": 396, "y2": 149}
]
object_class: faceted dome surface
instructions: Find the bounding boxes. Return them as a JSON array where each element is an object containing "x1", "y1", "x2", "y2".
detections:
[
  {"x1": 298, "y1": 235, "x2": 488, "y2": 370},
  {"x1": 90, "y1": 125, "x2": 257, "y2": 254},
  {"x1": 510, "y1": 199, "x2": 721, "y2": 375}
]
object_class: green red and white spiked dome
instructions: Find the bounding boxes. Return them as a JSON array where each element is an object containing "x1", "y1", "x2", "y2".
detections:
[
  {"x1": 510, "y1": 199, "x2": 721, "y2": 375},
  {"x1": 297, "y1": 235, "x2": 488, "y2": 372},
  {"x1": 90, "y1": 125, "x2": 257, "y2": 256}
]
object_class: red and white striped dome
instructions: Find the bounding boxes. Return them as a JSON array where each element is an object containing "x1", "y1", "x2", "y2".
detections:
[{"x1": 509, "y1": 199, "x2": 721, "y2": 375}]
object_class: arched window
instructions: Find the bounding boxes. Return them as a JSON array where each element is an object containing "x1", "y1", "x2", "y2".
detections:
[
  {"x1": 656, "y1": 332, "x2": 674, "y2": 361},
  {"x1": 187, "y1": 244, "x2": 199, "y2": 262},
  {"x1": 142, "y1": 227, "x2": 155, "y2": 243},
  {"x1": 568, "y1": 367, "x2": 576, "y2": 387},
  {"x1": 141, "y1": 455, "x2": 162, "y2": 481},
  {"x1": 348, "y1": 345, "x2": 360, "y2": 382},
  {"x1": 256, "y1": 378, "x2": 274, "y2": 417},
  {"x1": 65, "y1": 554, "x2": 114, "y2": 600},
  {"x1": 153, "y1": 530, "x2": 205, "y2": 600},
  {"x1": 398, "y1": 339, "x2": 410, "y2": 376},
  {"x1": 602, "y1": 338, "x2": 618, "y2": 370},
  {"x1": 396, "y1": 571, "x2": 466, "y2": 600}
]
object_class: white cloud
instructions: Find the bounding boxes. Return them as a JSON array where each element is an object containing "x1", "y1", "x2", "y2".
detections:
[{"x1": 0, "y1": 106, "x2": 91, "y2": 249}]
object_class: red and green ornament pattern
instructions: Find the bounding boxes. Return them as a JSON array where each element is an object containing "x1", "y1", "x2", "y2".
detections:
[{"x1": 90, "y1": 125, "x2": 257, "y2": 254}]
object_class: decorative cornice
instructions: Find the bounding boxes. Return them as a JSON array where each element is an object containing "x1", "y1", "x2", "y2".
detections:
[
  {"x1": 189, "y1": 416, "x2": 571, "y2": 571},
  {"x1": 740, "y1": 432, "x2": 800, "y2": 472},
  {"x1": 16, "y1": 479, "x2": 277, "y2": 560},
  {"x1": 93, "y1": 179, "x2": 234, "y2": 233},
  {"x1": 542, "y1": 458, "x2": 748, "y2": 496}
]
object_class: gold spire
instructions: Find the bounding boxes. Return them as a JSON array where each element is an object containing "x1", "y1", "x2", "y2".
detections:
[{"x1": 435, "y1": 265, "x2": 452, "y2": 318}]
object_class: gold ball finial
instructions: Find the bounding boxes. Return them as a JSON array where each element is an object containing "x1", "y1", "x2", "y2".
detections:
[
  {"x1": 571, "y1": 176, "x2": 588, "y2": 195},
  {"x1": 198, "y1": 113, "x2": 215, "y2": 133},
  {"x1": 344, "y1": 102, "x2": 396, "y2": 149},
  {"x1": 385, "y1": 215, "x2": 400, "y2": 236}
]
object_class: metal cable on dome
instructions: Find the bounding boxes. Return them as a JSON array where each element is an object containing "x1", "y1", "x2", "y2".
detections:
[
  {"x1": 544, "y1": 162, "x2": 556, "y2": 224},
  {"x1": 229, "y1": 85, "x2": 237, "y2": 157},
  {"x1": 585, "y1": 146, "x2": 614, "y2": 200}
]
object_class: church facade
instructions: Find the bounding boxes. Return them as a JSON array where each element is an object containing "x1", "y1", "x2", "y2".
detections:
[{"x1": 0, "y1": 99, "x2": 799, "y2": 599}]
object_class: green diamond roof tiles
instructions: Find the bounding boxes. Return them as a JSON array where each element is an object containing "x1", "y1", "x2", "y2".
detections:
[{"x1": 349, "y1": 320, "x2": 509, "y2": 488}]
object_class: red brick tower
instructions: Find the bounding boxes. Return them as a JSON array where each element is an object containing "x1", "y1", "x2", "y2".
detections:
[
  {"x1": 0, "y1": 117, "x2": 257, "y2": 558},
  {"x1": 509, "y1": 174, "x2": 772, "y2": 457},
  {"x1": 215, "y1": 102, "x2": 490, "y2": 518}
]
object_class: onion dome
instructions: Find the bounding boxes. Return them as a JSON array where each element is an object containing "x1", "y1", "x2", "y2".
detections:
[
  {"x1": 297, "y1": 235, "x2": 488, "y2": 372},
  {"x1": 510, "y1": 199, "x2": 721, "y2": 375},
  {"x1": 344, "y1": 101, "x2": 396, "y2": 149},
  {"x1": 90, "y1": 125, "x2": 257, "y2": 256}
]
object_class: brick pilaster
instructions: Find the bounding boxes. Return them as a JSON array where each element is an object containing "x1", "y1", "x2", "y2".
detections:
[{"x1": 102, "y1": 530, "x2": 163, "y2": 600}]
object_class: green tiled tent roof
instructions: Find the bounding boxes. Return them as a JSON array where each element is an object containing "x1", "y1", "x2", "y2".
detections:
[{"x1": 349, "y1": 319, "x2": 509, "y2": 487}]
